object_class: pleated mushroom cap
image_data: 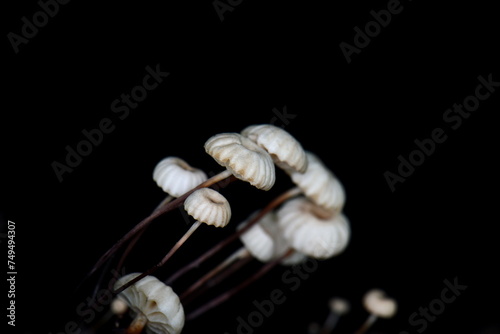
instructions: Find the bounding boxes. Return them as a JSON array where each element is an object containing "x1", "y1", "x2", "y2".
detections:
[
  {"x1": 153, "y1": 157, "x2": 207, "y2": 197},
  {"x1": 277, "y1": 197, "x2": 350, "y2": 259},
  {"x1": 238, "y1": 211, "x2": 289, "y2": 262},
  {"x1": 241, "y1": 124, "x2": 308, "y2": 173},
  {"x1": 363, "y1": 289, "x2": 397, "y2": 318},
  {"x1": 114, "y1": 273, "x2": 184, "y2": 334},
  {"x1": 289, "y1": 152, "x2": 345, "y2": 214},
  {"x1": 184, "y1": 188, "x2": 231, "y2": 228},
  {"x1": 204, "y1": 133, "x2": 275, "y2": 191}
]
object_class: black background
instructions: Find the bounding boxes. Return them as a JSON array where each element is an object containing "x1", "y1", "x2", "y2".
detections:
[{"x1": 2, "y1": 1, "x2": 499, "y2": 333}]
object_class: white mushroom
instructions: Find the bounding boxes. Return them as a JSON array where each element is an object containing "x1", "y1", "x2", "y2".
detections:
[
  {"x1": 204, "y1": 133, "x2": 275, "y2": 191},
  {"x1": 115, "y1": 190, "x2": 232, "y2": 296},
  {"x1": 241, "y1": 124, "x2": 308, "y2": 173},
  {"x1": 355, "y1": 289, "x2": 397, "y2": 334},
  {"x1": 288, "y1": 152, "x2": 345, "y2": 214},
  {"x1": 363, "y1": 289, "x2": 397, "y2": 319},
  {"x1": 184, "y1": 188, "x2": 231, "y2": 228},
  {"x1": 114, "y1": 273, "x2": 184, "y2": 334},
  {"x1": 153, "y1": 157, "x2": 207, "y2": 198},
  {"x1": 276, "y1": 197, "x2": 350, "y2": 259},
  {"x1": 238, "y1": 211, "x2": 289, "y2": 262},
  {"x1": 329, "y1": 297, "x2": 350, "y2": 316}
]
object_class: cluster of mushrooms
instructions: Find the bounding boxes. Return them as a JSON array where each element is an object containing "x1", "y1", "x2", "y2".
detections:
[
  {"x1": 88, "y1": 124, "x2": 353, "y2": 334},
  {"x1": 308, "y1": 289, "x2": 397, "y2": 334}
]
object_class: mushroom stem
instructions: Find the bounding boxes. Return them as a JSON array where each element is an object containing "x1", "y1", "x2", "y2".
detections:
[
  {"x1": 180, "y1": 247, "x2": 251, "y2": 302},
  {"x1": 354, "y1": 314, "x2": 378, "y2": 334},
  {"x1": 320, "y1": 312, "x2": 340, "y2": 334},
  {"x1": 182, "y1": 247, "x2": 254, "y2": 306},
  {"x1": 185, "y1": 249, "x2": 294, "y2": 321},
  {"x1": 114, "y1": 220, "x2": 203, "y2": 295},
  {"x1": 126, "y1": 313, "x2": 148, "y2": 334},
  {"x1": 116, "y1": 195, "x2": 175, "y2": 273},
  {"x1": 165, "y1": 186, "x2": 301, "y2": 285},
  {"x1": 79, "y1": 170, "x2": 234, "y2": 291},
  {"x1": 154, "y1": 194, "x2": 175, "y2": 212}
]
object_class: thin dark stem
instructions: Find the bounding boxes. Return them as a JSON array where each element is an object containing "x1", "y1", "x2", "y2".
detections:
[
  {"x1": 185, "y1": 249, "x2": 294, "y2": 321},
  {"x1": 116, "y1": 195, "x2": 174, "y2": 273},
  {"x1": 320, "y1": 312, "x2": 340, "y2": 334},
  {"x1": 165, "y1": 187, "x2": 301, "y2": 285},
  {"x1": 206, "y1": 251, "x2": 254, "y2": 289},
  {"x1": 181, "y1": 248, "x2": 254, "y2": 305},
  {"x1": 180, "y1": 247, "x2": 250, "y2": 302},
  {"x1": 90, "y1": 252, "x2": 116, "y2": 301},
  {"x1": 113, "y1": 221, "x2": 202, "y2": 295},
  {"x1": 354, "y1": 314, "x2": 377, "y2": 334},
  {"x1": 77, "y1": 170, "x2": 233, "y2": 293}
]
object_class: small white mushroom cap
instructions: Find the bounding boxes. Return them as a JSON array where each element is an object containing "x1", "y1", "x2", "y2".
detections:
[
  {"x1": 114, "y1": 273, "x2": 184, "y2": 334},
  {"x1": 238, "y1": 211, "x2": 289, "y2": 262},
  {"x1": 153, "y1": 157, "x2": 207, "y2": 197},
  {"x1": 184, "y1": 188, "x2": 231, "y2": 228},
  {"x1": 204, "y1": 133, "x2": 275, "y2": 191},
  {"x1": 241, "y1": 124, "x2": 308, "y2": 173},
  {"x1": 289, "y1": 152, "x2": 345, "y2": 213},
  {"x1": 329, "y1": 297, "x2": 350, "y2": 315},
  {"x1": 276, "y1": 197, "x2": 350, "y2": 259},
  {"x1": 363, "y1": 289, "x2": 397, "y2": 318}
]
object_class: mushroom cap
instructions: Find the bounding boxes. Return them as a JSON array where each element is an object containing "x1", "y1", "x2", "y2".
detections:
[
  {"x1": 184, "y1": 188, "x2": 231, "y2": 228},
  {"x1": 204, "y1": 133, "x2": 275, "y2": 191},
  {"x1": 329, "y1": 297, "x2": 350, "y2": 315},
  {"x1": 241, "y1": 124, "x2": 308, "y2": 173},
  {"x1": 238, "y1": 211, "x2": 289, "y2": 262},
  {"x1": 363, "y1": 289, "x2": 397, "y2": 318},
  {"x1": 153, "y1": 157, "x2": 207, "y2": 197},
  {"x1": 289, "y1": 152, "x2": 345, "y2": 213},
  {"x1": 276, "y1": 197, "x2": 350, "y2": 259},
  {"x1": 114, "y1": 273, "x2": 184, "y2": 334}
]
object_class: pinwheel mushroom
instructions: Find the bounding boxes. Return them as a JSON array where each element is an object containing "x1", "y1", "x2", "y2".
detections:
[
  {"x1": 276, "y1": 197, "x2": 350, "y2": 259},
  {"x1": 204, "y1": 132, "x2": 276, "y2": 191},
  {"x1": 241, "y1": 124, "x2": 308, "y2": 173},
  {"x1": 363, "y1": 289, "x2": 397, "y2": 319},
  {"x1": 355, "y1": 289, "x2": 397, "y2": 334},
  {"x1": 154, "y1": 188, "x2": 231, "y2": 266},
  {"x1": 288, "y1": 152, "x2": 345, "y2": 214},
  {"x1": 184, "y1": 187, "x2": 231, "y2": 228},
  {"x1": 153, "y1": 157, "x2": 207, "y2": 198},
  {"x1": 238, "y1": 211, "x2": 289, "y2": 262},
  {"x1": 114, "y1": 273, "x2": 184, "y2": 334}
]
